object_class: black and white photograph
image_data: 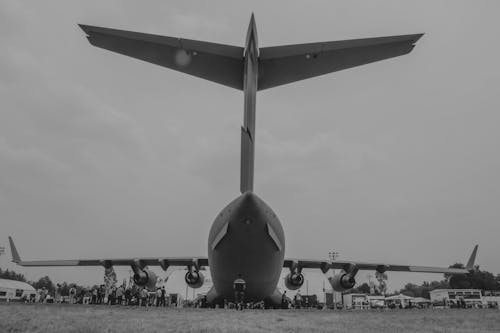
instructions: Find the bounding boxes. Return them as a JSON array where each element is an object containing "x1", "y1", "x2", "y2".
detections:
[{"x1": 1, "y1": 1, "x2": 499, "y2": 332}]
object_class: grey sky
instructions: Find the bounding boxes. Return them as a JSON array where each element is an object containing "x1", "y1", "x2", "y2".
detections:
[{"x1": 1, "y1": 0, "x2": 499, "y2": 295}]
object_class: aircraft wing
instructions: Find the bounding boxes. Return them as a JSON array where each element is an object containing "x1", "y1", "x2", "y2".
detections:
[
  {"x1": 258, "y1": 34, "x2": 423, "y2": 90},
  {"x1": 79, "y1": 25, "x2": 244, "y2": 90},
  {"x1": 8, "y1": 236, "x2": 207, "y2": 270},
  {"x1": 284, "y1": 245, "x2": 478, "y2": 275}
]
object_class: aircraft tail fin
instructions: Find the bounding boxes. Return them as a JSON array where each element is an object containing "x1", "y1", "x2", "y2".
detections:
[
  {"x1": 8, "y1": 236, "x2": 21, "y2": 264},
  {"x1": 240, "y1": 126, "x2": 254, "y2": 193},
  {"x1": 465, "y1": 244, "x2": 478, "y2": 271}
]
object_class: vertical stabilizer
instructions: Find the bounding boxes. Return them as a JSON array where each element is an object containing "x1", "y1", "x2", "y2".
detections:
[
  {"x1": 8, "y1": 236, "x2": 21, "y2": 263},
  {"x1": 240, "y1": 14, "x2": 259, "y2": 193},
  {"x1": 465, "y1": 245, "x2": 478, "y2": 271}
]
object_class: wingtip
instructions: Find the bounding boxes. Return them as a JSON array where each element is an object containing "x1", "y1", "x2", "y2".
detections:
[
  {"x1": 78, "y1": 24, "x2": 96, "y2": 37},
  {"x1": 410, "y1": 33, "x2": 424, "y2": 44},
  {"x1": 8, "y1": 236, "x2": 21, "y2": 264},
  {"x1": 415, "y1": 33, "x2": 425, "y2": 40}
]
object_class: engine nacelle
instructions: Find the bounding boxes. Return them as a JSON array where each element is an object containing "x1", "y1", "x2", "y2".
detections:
[
  {"x1": 185, "y1": 271, "x2": 205, "y2": 289},
  {"x1": 133, "y1": 268, "x2": 158, "y2": 291},
  {"x1": 329, "y1": 273, "x2": 356, "y2": 292},
  {"x1": 284, "y1": 273, "x2": 304, "y2": 290}
]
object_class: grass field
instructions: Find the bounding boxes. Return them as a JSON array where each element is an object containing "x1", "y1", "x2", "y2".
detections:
[{"x1": 1, "y1": 304, "x2": 499, "y2": 333}]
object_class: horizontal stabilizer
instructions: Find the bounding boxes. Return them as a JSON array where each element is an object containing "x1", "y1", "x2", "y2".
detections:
[
  {"x1": 258, "y1": 34, "x2": 423, "y2": 90},
  {"x1": 79, "y1": 24, "x2": 244, "y2": 89}
]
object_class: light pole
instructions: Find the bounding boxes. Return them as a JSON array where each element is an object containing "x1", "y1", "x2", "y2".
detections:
[{"x1": 328, "y1": 251, "x2": 340, "y2": 309}]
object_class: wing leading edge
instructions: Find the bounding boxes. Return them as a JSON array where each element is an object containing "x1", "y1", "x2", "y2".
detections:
[
  {"x1": 284, "y1": 245, "x2": 478, "y2": 275},
  {"x1": 8, "y1": 236, "x2": 208, "y2": 269}
]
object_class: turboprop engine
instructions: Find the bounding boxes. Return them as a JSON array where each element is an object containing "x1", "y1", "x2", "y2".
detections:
[
  {"x1": 133, "y1": 268, "x2": 158, "y2": 290},
  {"x1": 284, "y1": 273, "x2": 304, "y2": 290},
  {"x1": 329, "y1": 263, "x2": 359, "y2": 292},
  {"x1": 185, "y1": 270, "x2": 205, "y2": 289}
]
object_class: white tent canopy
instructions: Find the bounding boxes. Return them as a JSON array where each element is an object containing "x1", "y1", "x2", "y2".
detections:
[
  {"x1": 0, "y1": 278, "x2": 36, "y2": 301},
  {"x1": 0, "y1": 278, "x2": 35, "y2": 291}
]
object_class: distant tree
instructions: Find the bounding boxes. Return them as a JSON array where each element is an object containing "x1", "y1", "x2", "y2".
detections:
[
  {"x1": 375, "y1": 271, "x2": 388, "y2": 295},
  {"x1": 445, "y1": 263, "x2": 500, "y2": 291},
  {"x1": 396, "y1": 265, "x2": 500, "y2": 298},
  {"x1": 398, "y1": 280, "x2": 450, "y2": 299},
  {"x1": 32, "y1": 276, "x2": 55, "y2": 294},
  {"x1": 469, "y1": 270, "x2": 500, "y2": 291},
  {"x1": 349, "y1": 283, "x2": 371, "y2": 294},
  {"x1": 0, "y1": 268, "x2": 27, "y2": 282},
  {"x1": 58, "y1": 282, "x2": 70, "y2": 296},
  {"x1": 400, "y1": 283, "x2": 420, "y2": 298}
]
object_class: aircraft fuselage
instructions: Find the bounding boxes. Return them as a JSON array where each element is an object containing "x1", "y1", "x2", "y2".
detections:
[
  {"x1": 207, "y1": 192, "x2": 285, "y2": 304},
  {"x1": 206, "y1": 15, "x2": 285, "y2": 305}
]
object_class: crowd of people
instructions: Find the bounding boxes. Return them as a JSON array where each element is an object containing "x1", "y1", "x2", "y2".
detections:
[{"x1": 27, "y1": 284, "x2": 175, "y2": 307}]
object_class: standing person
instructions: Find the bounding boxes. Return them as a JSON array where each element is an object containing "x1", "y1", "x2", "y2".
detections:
[
  {"x1": 132, "y1": 287, "x2": 140, "y2": 306},
  {"x1": 96, "y1": 286, "x2": 101, "y2": 304},
  {"x1": 69, "y1": 286, "x2": 76, "y2": 304},
  {"x1": 295, "y1": 291, "x2": 302, "y2": 309},
  {"x1": 124, "y1": 287, "x2": 132, "y2": 306},
  {"x1": 40, "y1": 287, "x2": 47, "y2": 303},
  {"x1": 116, "y1": 285, "x2": 124, "y2": 305},
  {"x1": 108, "y1": 287, "x2": 116, "y2": 305},
  {"x1": 140, "y1": 287, "x2": 148, "y2": 307},
  {"x1": 55, "y1": 284, "x2": 62, "y2": 304},
  {"x1": 99, "y1": 285, "x2": 105, "y2": 304},
  {"x1": 80, "y1": 288, "x2": 84, "y2": 304},
  {"x1": 91, "y1": 288, "x2": 98, "y2": 304},
  {"x1": 281, "y1": 291, "x2": 288, "y2": 309},
  {"x1": 160, "y1": 287, "x2": 166, "y2": 307},
  {"x1": 156, "y1": 288, "x2": 162, "y2": 307},
  {"x1": 86, "y1": 289, "x2": 93, "y2": 304}
]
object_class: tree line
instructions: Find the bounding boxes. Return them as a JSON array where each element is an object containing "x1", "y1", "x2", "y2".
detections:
[
  {"x1": 348, "y1": 263, "x2": 500, "y2": 298},
  {"x1": 0, "y1": 268, "x2": 87, "y2": 295}
]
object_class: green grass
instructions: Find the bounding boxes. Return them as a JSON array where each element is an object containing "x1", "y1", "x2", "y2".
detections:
[{"x1": 0, "y1": 304, "x2": 499, "y2": 333}]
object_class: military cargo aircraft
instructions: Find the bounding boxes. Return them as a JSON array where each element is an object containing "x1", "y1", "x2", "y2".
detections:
[{"x1": 9, "y1": 14, "x2": 478, "y2": 306}]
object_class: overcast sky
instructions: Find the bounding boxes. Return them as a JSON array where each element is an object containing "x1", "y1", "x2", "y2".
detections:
[{"x1": 1, "y1": 0, "x2": 499, "y2": 296}]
